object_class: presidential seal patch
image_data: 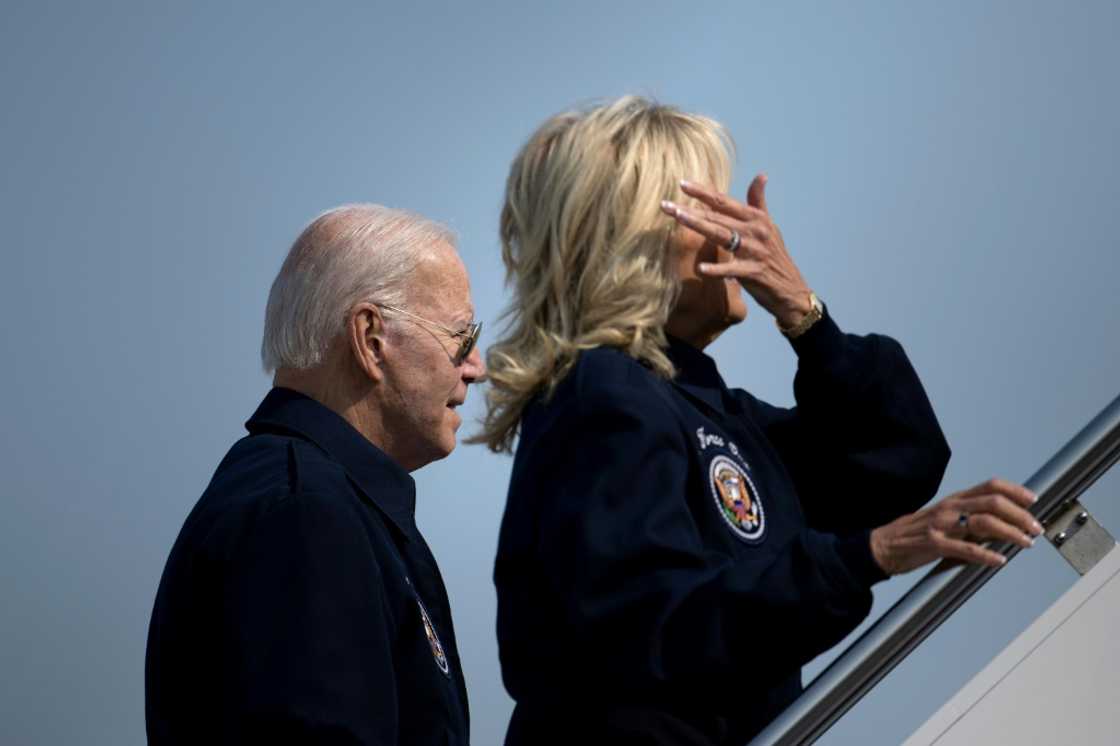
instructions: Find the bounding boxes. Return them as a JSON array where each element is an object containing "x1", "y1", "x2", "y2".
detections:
[
  {"x1": 417, "y1": 598, "x2": 450, "y2": 676},
  {"x1": 708, "y1": 454, "x2": 765, "y2": 542}
]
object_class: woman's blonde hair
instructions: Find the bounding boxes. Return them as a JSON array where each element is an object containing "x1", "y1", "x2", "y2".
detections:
[{"x1": 475, "y1": 96, "x2": 734, "y2": 453}]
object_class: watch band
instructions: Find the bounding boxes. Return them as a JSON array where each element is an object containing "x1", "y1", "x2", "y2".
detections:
[{"x1": 777, "y1": 291, "x2": 823, "y2": 339}]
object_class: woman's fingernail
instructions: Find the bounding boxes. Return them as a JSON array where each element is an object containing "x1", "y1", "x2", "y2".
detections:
[
  {"x1": 998, "y1": 555, "x2": 1008, "y2": 565},
  {"x1": 1033, "y1": 521, "x2": 1043, "y2": 535},
  {"x1": 661, "y1": 200, "x2": 676, "y2": 211},
  {"x1": 675, "y1": 208, "x2": 691, "y2": 221},
  {"x1": 697, "y1": 262, "x2": 711, "y2": 272},
  {"x1": 680, "y1": 179, "x2": 694, "y2": 188},
  {"x1": 1030, "y1": 491, "x2": 1039, "y2": 503}
]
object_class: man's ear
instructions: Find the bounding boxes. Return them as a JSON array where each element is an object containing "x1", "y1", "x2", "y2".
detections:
[{"x1": 347, "y1": 303, "x2": 386, "y2": 383}]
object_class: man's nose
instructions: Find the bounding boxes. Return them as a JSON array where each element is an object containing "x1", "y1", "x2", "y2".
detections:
[{"x1": 462, "y1": 345, "x2": 487, "y2": 383}]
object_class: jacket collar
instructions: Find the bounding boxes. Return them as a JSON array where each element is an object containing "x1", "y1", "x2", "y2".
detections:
[
  {"x1": 245, "y1": 387, "x2": 417, "y2": 540},
  {"x1": 666, "y1": 334, "x2": 733, "y2": 416}
]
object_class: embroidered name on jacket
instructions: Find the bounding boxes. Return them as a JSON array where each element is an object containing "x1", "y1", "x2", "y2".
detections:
[{"x1": 698, "y1": 428, "x2": 766, "y2": 543}]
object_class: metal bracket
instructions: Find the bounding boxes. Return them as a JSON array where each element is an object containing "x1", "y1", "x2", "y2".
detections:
[{"x1": 1043, "y1": 500, "x2": 1116, "y2": 575}]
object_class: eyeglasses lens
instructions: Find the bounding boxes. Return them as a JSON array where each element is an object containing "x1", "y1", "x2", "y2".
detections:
[{"x1": 456, "y1": 323, "x2": 480, "y2": 364}]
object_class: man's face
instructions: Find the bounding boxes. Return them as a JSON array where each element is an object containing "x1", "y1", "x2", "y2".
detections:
[{"x1": 380, "y1": 243, "x2": 485, "y2": 471}]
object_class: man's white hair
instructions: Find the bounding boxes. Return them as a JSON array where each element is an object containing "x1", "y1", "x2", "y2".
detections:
[{"x1": 261, "y1": 203, "x2": 456, "y2": 373}]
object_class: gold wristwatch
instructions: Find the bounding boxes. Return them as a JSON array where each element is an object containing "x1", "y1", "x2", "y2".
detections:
[{"x1": 777, "y1": 291, "x2": 823, "y2": 339}]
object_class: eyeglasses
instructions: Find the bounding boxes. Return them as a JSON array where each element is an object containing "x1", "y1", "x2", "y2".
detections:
[{"x1": 377, "y1": 304, "x2": 482, "y2": 365}]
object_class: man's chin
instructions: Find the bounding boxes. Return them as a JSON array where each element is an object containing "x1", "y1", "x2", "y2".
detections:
[{"x1": 437, "y1": 419, "x2": 461, "y2": 455}]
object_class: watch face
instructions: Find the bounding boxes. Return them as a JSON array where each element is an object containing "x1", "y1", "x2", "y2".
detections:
[{"x1": 779, "y1": 293, "x2": 824, "y2": 339}]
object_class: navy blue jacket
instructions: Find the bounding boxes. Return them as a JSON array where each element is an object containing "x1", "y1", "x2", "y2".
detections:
[
  {"x1": 495, "y1": 311, "x2": 950, "y2": 745},
  {"x1": 145, "y1": 388, "x2": 470, "y2": 745}
]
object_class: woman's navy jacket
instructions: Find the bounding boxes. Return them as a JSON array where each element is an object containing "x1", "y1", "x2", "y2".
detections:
[{"x1": 495, "y1": 311, "x2": 951, "y2": 745}]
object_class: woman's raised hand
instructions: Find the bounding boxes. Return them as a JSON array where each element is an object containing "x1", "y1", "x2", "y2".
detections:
[
  {"x1": 869, "y1": 478, "x2": 1043, "y2": 576},
  {"x1": 660, "y1": 174, "x2": 813, "y2": 329}
]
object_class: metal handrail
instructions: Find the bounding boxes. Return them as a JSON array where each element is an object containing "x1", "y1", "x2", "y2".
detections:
[{"x1": 750, "y1": 393, "x2": 1120, "y2": 746}]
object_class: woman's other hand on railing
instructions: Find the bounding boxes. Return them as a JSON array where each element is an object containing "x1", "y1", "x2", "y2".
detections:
[{"x1": 869, "y1": 478, "x2": 1044, "y2": 575}]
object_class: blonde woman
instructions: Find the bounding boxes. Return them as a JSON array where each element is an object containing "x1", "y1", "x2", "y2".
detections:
[{"x1": 478, "y1": 97, "x2": 1041, "y2": 745}]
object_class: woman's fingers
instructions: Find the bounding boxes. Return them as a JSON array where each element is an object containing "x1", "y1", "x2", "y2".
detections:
[
  {"x1": 659, "y1": 201, "x2": 772, "y2": 262},
  {"x1": 957, "y1": 477, "x2": 1037, "y2": 508},
  {"x1": 933, "y1": 533, "x2": 1009, "y2": 567},
  {"x1": 959, "y1": 492, "x2": 1044, "y2": 538},
  {"x1": 964, "y1": 513, "x2": 1036, "y2": 549},
  {"x1": 678, "y1": 180, "x2": 768, "y2": 222},
  {"x1": 697, "y1": 259, "x2": 761, "y2": 277},
  {"x1": 661, "y1": 200, "x2": 740, "y2": 248},
  {"x1": 746, "y1": 173, "x2": 769, "y2": 214},
  {"x1": 873, "y1": 477, "x2": 1043, "y2": 576},
  {"x1": 660, "y1": 197, "x2": 785, "y2": 285}
]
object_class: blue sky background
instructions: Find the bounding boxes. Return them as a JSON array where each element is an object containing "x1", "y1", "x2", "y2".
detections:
[{"x1": 2, "y1": 2, "x2": 1118, "y2": 744}]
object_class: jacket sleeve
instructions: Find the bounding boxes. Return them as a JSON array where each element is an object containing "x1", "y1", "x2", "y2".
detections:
[
  {"x1": 735, "y1": 309, "x2": 951, "y2": 534},
  {"x1": 511, "y1": 375, "x2": 880, "y2": 701},
  {"x1": 215, "y1": 493, "x2": 396, "y2": 745}
]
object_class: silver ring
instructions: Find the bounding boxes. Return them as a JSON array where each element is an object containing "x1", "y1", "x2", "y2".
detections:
[{"x1": 726, "y1": 229, "x2": 741, "y2": 253}]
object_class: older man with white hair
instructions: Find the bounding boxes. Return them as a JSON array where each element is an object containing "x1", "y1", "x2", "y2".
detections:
[{"x1": 145, "y1": 204, "x2": 484, "y2": 745}]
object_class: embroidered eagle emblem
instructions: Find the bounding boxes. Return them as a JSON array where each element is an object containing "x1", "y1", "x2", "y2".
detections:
[
  {"x1": 708, "y1": 454, "x2": 765, "y2": 542},
  {"x1": 417, "y1": 598, "x2": 450, "y2": 676}
]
